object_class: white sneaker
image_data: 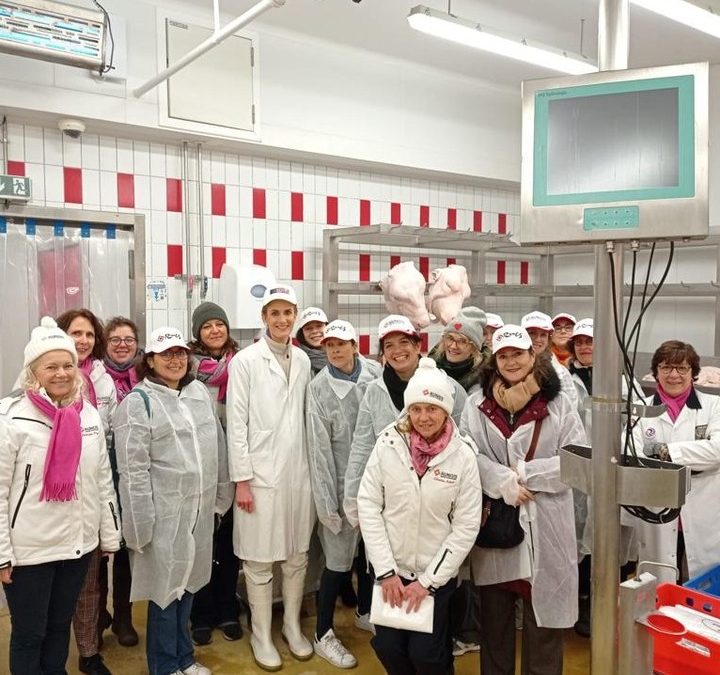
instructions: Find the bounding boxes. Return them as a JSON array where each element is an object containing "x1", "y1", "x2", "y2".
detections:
[
  {"x1": 182, "y1": 663, "x2": 212, "y2": 675},
  {"x1": 354, "y1": 611, "x2": 375, "y2": 635},
  {"x1": 314, "y1": 629, "x2": 358, "y2": 669},
  {"x1": 452, "y1": 639, "x2": 481, "y2": 656}
]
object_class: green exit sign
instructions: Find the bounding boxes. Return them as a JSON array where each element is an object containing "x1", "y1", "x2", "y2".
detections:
[{"x1": 0, "y1": 175, "x2": 31, "y2": 201}]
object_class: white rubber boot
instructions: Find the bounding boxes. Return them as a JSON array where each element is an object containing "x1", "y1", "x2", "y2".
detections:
[
  {"x1": 280, "y1": 558, "x2": 313, "y2": 661},
  {"x1": 246, "y1": 579, "x2": 282, "y2": 672}
]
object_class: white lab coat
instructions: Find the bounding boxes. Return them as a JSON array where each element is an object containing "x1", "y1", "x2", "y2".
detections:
[
  {"x1": 113, "y1": 378, "x2": 232, "y2": 609},
  {"x1": 461, "y1": 386, "x2": 586, "y2": 628},
  {"x1": 552, "y1": 353, "x2": 579, "y2": 410},
  {"x1": 358, "y1": 421, "x2": 482, "y2": 589},
  {"x1": 630, "y1": 388, "x2": 720, "y2": 583},
  {"x1": 306, "y1": 358, "x2": 381, "y2": 571},
  {"x1": 343, "y1": 374, "x2": 468, "y2": 527},
  {"x1": 226, "y1": 338, "x2": 315, "y2": 562}
]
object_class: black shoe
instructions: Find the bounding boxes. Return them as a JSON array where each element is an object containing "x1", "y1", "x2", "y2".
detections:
[
  {"x1": 574, "y1": 595, "x2": 591, "y2": 638},
  {"x1": 191, "y1": 627, "x2": 213, "y2": 646},
  {"x1": 219, "y1": 620, "x2": 243, "y2": 641},
  {"x1": 79, "y1": 653, "x2": 112, "y2": 675}
]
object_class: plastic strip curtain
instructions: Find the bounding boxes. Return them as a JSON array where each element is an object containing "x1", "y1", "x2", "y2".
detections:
[{"x1": 84, "y1": 224, "x2": 131, "y2": 320}]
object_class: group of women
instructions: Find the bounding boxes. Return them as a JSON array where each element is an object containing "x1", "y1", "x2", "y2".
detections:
[{"x1": 1, "y1": 287, "x2": 719, "y2": 675}]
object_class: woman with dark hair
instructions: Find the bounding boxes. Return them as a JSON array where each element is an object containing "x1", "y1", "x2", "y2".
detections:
[
  {"x1": 461, "y1": 325, "x2": 585, "y2": 675},
  {"x1": 98, "y1": 317, "x2": 141, "y2": 648},
  {"x1": 114, "y1": 326, "x2": 232, "y2": 675},
  {"x1": 56, "y1": 308, "x2": 117, "y2": 675},
  {"x1": 630, "y1": 339, "x2": 720, "y2": 584},
  {"x1": 295, "y1": 306, "x2": 329, "y2": 375},
  {"x1": 0, "y1": 317, "x2": 120, "y2": 675},
  {"x1": 186, "y1": 302, "x2": 242, "y2": 646}
]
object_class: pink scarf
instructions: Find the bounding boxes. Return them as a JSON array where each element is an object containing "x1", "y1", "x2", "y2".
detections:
[
  {"x1": 78, "y1": 358, "x2": 97, "y2": 407},
  {"x1": 408, "y1": 420, "x2": 454, "y2": 477},
  {"x1": 657, "y1": 384, "x2": 693, "y2": 423},
  {"x1": 26, "y1": 390, "x2": 84, "y2": 502},
  {"x1": 195, "y1": 352, "x2": 234, "y2": 402},
  {"x1": 104, "y1": 358, "x2": 139, "y2": 402}
]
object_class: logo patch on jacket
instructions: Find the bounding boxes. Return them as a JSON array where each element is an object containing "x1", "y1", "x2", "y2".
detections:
[
  {"x1": 82, "y1": 424, "x2": 100, "y2": 437},
  {"x1": 695, "y1": 425, "x2": 708, "y2": 440},
  {"x1": 644, "y1": 427, "x2": 656, "y2": 439},
  {"x1": 432, "y1": 469, "x2": 457, "y2": 484}
]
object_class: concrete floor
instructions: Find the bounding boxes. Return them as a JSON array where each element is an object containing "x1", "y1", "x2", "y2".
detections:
[{"x1": 0, "y1": 600, "x2": 591, "y2": 674}]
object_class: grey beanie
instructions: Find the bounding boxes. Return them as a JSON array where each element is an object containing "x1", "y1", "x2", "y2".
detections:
[
  {"x1": 192, "y1": 302, "x2": 229, "y2": 341},
  {"x1": 442, "y1": 306, "x2": 487, "y2": 352}
]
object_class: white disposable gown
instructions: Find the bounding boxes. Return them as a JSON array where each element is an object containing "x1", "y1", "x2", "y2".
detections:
[
  {"x1": 343, "y1": 374, "x2": 468, "y2": 526},
  {"x1": 306, "y1": 357, "x2": 382, "y2": 570},
  {"x1": 226, "y1": 339, "x2": 315, "y2": 562},
  {"x1": 113, "y1": 378, "x2": 232, "y2": 609}
]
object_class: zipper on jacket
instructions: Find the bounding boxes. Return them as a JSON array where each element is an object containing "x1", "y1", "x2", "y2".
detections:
[
  {"x1": 11, "y1": 464, "x2": 31, "y2": 528},
  {"x1": 12, "y1": 416, "x2": 52, "y2": 430},
  {"x1": 108, "y1": 502, "x2": 119, "y2": 531},
  {"x1": 433, "y1": 548, "x2": 451, "y2": 575}
]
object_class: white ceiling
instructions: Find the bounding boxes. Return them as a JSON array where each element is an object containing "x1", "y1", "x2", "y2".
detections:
[{"x1": 176, "y1": 0, "x2": 720, "y2": 88}]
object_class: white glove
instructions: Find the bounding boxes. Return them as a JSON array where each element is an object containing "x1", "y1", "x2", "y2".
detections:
[{"x1": 320, "y1": 513, "x2": 343, "y2": 535}]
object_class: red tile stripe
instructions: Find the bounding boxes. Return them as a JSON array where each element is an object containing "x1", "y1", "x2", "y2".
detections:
[
  {"x1": 212, "y1": 247, "x2": 226, "y2": 279},
  {"x1": 390, "y1": 255, "x2": 401, "y2": 268},
  {"x1": 419, "y1": 256, "x2": 429, "y2": 281},
  {"x1": 327, "y1": 196, "x2": 338, "y2": 225},
  {"x1": 360, "y1": 199, "x2": 371, "y2": 227},
  {"x1": 520, "y1": 261, "x2": 529, "y2": 285},
  {"x1": 7, "y1": 161, "x2": 25, "y2": 176},
  {"x1": 211, "y1": 184, "x2": 226, "y2": 216},
  {"x1": 391, "y1": 202, "x2": 401, "y2": 225},
  {"x1": 359, "y1": 334, "x2": 370, "y2": 356},
  {"x1": 447, "y1": 208, "x2": 457, "y2": 230},
  {"x1": 117, "y1": 173, "x2": 134, "y2": 208},
  {"x1": 496, "y1": 260, "x2": 506, "y2": 284},
  {"x1": 420, "y1": 333, "x2": 429, "y2": 353},
  {"x1": 419, "y1": 205, "x2": 430, "y2": 228},
  {"x1": 253, "y1": 188, "x2": 266, "y2": 219},
  {"x1": 167, "y1": 244, "x2": 183, "y2": 276},
  {"x1": 447, "y1": 257, "x2": 456, "y2": 266},
  {"x1": 291, "y1": 250, "x2": 304, "y2": 280},
  {"x1": 63, "y1": 167, "x2": 83, "y2": 204},
  {"x1": 166, "y1": 178, "x2": 182, "y2": 212},
  {"x1": 473, "y1": 210, "x2": 483, "y2": 232},
  {"x1": 498, "y1": 213, "x2": 507, "y2": 234},
  {"x1": 253, "y1": 248, "x2": 266, "y2": 266},
  {"x1": 291, "y1": 192, "x2": 304, "y2": 222},
  {"x1": 359, "y1": 254, "x2": 371, "y2": 282}
]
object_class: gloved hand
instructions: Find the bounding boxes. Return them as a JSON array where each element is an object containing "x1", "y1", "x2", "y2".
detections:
[
  {"x1": 498, "y1": 472, "x2": 522, "y2": 506},
  {"x1": 320, "y1": 513, "x2": 343, "y2": 535},
  {"x1": 643, "y1": 442, "x2": 670, "y2": 461}
]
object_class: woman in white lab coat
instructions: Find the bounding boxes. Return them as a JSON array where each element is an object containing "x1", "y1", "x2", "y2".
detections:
[
  {"x1": 226, "y1": 284, "x2": 315, "y2": 672},
  {"x1": 631, "y1": 340, "x2": 720, "y2": 584},
  {"x1": 461, "y1": 325, "x2": 585, "y2": 675}
]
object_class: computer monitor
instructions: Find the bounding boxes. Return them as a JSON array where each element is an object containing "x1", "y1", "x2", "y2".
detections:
[{"x1": 519, "y1": 62, "x2": 708, "y2": 244}]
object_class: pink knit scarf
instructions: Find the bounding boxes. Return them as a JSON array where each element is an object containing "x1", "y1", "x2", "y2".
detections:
[
  {"x1": 26, "y1": 390, "x2": 84, "y2": 502},
  {"x1": 657, "y1": 384, "x2": 692, "y2": 423},
  {"x1": 408, "y1": 420, "x2": 454, "y2": 477},
  {"x1": 104, "y1": 358, "x2": 139, "y2": 402},
  {"x1": 78, "y1": 358, "x2": 97, "y2": 407}
]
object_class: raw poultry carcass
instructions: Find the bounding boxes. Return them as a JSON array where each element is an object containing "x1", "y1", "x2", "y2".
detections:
[
  {"x1": 379, "y1": 261, "x2": 431, "y2": 329},
  {"x1": 427, "y1": 264, "x2": 471, "y2": 324}
]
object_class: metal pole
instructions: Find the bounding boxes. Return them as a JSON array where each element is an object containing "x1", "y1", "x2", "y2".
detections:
[
  {"x1": 591, "y1": 2, "x2": 628, "y2": 674},
  {"x1": 133, "y1": 0, "x2": 286, "y2": 98},
  {"x1": 197, "y1": 143, "x2": 207, "y2": 299},
  {"x1": 182, "y1": 141, "x2": 193, "y2": 337}
]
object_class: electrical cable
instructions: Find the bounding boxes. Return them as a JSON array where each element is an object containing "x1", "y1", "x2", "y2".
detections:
[{"x1": 92, "y1": 0, "x2": 114, "y2": 75}]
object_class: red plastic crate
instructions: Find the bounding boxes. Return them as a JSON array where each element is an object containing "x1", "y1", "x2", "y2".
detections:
[{"x1": 649, "y1": 583, "x2": 720, "y2": 675}]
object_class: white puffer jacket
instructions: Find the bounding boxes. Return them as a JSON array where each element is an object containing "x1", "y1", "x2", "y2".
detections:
[
  {"x1": 357, "y1": 421, "x2": 482, "y2": 590},
  {"x1": 0, "y1": 392, "x2": 121, "y2": 568}
]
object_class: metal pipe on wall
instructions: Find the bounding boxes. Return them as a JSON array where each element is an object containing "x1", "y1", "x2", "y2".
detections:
[
  {"x1": 133, "y1": 0, "x2": 286, "y2": 98},
  {"x1": 1, "y1": 116, "x2": 8, "y2": 175},
  {"x1": 197, "y1": 143, "x2": 206, "y2": 299},
  {"x1": 591, "y1": 2, "x2": 629, "y2": 674},
  {"x1": 181, "y1": 141, "x2": 193, "y2": 336}
]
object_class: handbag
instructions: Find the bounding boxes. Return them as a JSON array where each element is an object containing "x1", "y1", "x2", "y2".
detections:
[
  {"x1": 475, "y1": 417, "x2": 543, "y2": 549},
  {"x1": 370, "y1": 583, "x2": 435, "y2": 633}
]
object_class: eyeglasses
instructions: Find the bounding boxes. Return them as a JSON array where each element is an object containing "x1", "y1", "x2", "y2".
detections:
[
  {"x1": 553, "y1": 324, "x2": 574, "y2": 333},
  {"x1": 658, "y1": 364, "x2": 691, "y2": 375},
  {"x1": 156, "y1": 349, "x2": 189, "y2": 362},
  {"x1": 108, "y1": 337, "x2": 137, "y2": 346},
  {"x1": 444, "y1": 334, "x2": 471, "y2": 348}
]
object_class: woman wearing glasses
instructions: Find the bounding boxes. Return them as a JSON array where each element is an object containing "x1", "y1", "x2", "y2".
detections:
[
  {"x1": 113, "y1": 327, "x2": 232, "y2": 675},
  {"x1": 630, "y1": 340, "x2": 720, "y2": 584},
  {"x1": 99, "y1": 318, "x2": 141, "y2": 648}
]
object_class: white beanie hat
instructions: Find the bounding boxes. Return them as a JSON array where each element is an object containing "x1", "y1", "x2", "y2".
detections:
[
  {"x1": 403, "y1": 357, "x2": 455, "y2": 416},
  {"x1": 24, "y1": 316, "x2": 78, "y2": 367}
]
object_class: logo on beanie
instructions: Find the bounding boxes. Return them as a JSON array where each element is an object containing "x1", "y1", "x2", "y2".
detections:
[
  {"x1": 454, "y1": 323, "x2": 462, "y2": 330},
  {"x1": 422, "y1": 389, "x2": 444, "y2": 403}
]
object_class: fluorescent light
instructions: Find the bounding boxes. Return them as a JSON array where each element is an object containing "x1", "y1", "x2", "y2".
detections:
[
  {"x1": 407, "y1": 5, "x2": 598, "y2": 75},
  {"x1": 630, "y1": 0, "x2": 720, "y2": 39}
]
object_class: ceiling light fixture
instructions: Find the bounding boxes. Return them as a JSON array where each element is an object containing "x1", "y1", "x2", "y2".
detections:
[
  {"x1": 407, "y1": 5, "x2": 598, "y2": 75},
  {"x1": 630, "y1": 0, "x2": 720, "y2": 39}
]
